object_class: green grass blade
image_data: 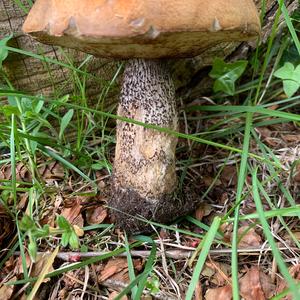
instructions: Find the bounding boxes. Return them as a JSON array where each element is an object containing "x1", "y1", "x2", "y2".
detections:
[
  {"x1": 278, "y1": 1, "x2": 300, "y2": 54},
  {"x1": 252, "y1": 168, "x2": 300, "y2": 299},
  {"x1": 0, "y1": 91, "x2": 277, "y2": 167},
  {"x1": 125, "y1": 234, "x2": 138, "y2": 299},
  {"x1": 185, "y1": 216, "x2": 221, "y2": 300},
  {"x1": 38, "y1": 145, "x2": 95, "y2": 187},
  {"x1": 231, "y1": 111, "x2": 253, "y2": 300},
  {"x1": 27, "y1": 247, "x2": 59, "y2": 300},
  {"x1": 7, "y1": 241, "x2": 143, "y2": 286},
  {"x1": 134, "y1": 236, "x2": 157, "y2": 299},
  {"x1": 188, "y1": 105, "x2": 300, "y2": 123}
]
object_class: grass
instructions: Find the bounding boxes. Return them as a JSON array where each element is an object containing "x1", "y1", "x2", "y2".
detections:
[{"x1": 0, "y1": 0, "x2": 300, "y2": 299}]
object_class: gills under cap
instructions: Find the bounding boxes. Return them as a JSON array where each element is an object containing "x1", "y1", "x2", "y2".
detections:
[{"x1": 23, "y1": 0, "x2": 260, "y2": 58}]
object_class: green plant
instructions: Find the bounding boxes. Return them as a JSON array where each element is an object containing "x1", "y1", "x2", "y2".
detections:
[
  {"x1": 19, "y1": 215, "x2": 81, "y2": 262},
  {"x1": 209, "y1": 58, "x2": 248, "y2": 95},
  {"x1": 274, "y1": 62, "x2": 300, "y2": 97}
]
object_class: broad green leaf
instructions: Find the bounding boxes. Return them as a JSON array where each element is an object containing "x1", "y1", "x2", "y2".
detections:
[
  {"x1": 283, "y1": 80, "x2": 300, "y2": 98},
  {"x1": 1, "y1": 105, "x2": 20, "y2": 117},
  {"x1": 274, "y1": 62, "x2": 295, "y2": 79},
  {"x1": 59, "y1": 109, "x2": 74, "y2": 140},
  {"x1": 274, "y1": 62, "x2": 300, "y2": 97},
  {"x1": 28, "y1": 240, "x2": 37, "y2": 262},
  {"x1": 19, "y1": 215, "x2": 35, "y2": 231},
  {"x1": 145, "y1": 274, "x2": 160, "y2": 294},
  {"x1": 61, "y1": 231, "x2": 71, "y2": 247},
  {"x1": 69, "y1": 231, "x2": 79, "y2": 249},
  {"x1": 57, "y1": 215, "x2": 71, "y2": 231},
  {"x1": 0, "y1": 35, "x2": 13, "y2": 68},
  {"x1": 209, "y1": 58, "x2": 248, "y2": 95}
]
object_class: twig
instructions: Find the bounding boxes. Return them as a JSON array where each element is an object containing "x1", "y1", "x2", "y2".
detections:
[{"x1": 14, "y1": 245, "x2": 300, "y2": 262}]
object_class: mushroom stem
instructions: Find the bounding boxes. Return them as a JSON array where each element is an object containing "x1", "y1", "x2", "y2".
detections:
[{"x1": 111, "y1": 58, "x2": 181, "y2": 233}]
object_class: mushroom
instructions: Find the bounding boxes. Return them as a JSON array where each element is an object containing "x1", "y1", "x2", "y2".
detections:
[{"x1": 23, "y1": 0, "x2": 260, "y2": 233}]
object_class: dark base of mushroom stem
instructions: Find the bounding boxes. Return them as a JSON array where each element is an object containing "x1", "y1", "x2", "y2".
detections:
[{"x1": 110, "y1": 183, "x2": 200, "y2": 234}]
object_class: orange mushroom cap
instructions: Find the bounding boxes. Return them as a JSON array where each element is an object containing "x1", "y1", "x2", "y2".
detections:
[{"x1": 23, "y1": 0, "x2": 260, "y2": 58}]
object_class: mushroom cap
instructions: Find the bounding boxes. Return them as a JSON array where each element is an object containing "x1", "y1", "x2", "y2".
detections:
[{"x1": 23, "y1": 0, "x2": 260, "y2": 59}]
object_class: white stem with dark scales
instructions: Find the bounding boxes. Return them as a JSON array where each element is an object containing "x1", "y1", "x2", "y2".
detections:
[{"x1": 111, "y1": 59, "x2": 197, "y2": 233}]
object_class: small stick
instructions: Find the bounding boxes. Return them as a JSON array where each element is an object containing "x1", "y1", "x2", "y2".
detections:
[{"x1": 13, "y1": 246, "x2": 299, "y2": 262}]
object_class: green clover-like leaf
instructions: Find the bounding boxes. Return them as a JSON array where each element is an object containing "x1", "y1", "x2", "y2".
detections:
[
  {"x1": 209, "y1": 58, "x2": 248, "y2": 96},
  {"x1": 274, "y1": 62, "x2": 300, "y2": 97}
]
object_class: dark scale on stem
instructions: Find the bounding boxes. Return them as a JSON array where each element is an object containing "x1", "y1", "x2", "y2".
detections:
[
  {"x1": 117, "y1": 59, "x2": 177, "y2": 170},
  {"x1": 119, "y1": 59, "x2": 176, "y2": 126}
]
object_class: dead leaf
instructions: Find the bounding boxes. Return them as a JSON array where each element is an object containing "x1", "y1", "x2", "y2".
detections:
[
  {"x1": 239, "y1": 266, "x2": 275, "y2": 300},
  {"x1": 0, "y1": 278, "x2": 16, "y2": 300},
  {"x1": 282, "y1": 134, "x2": 300, "y2": 143},
  {"x1": 0, "y1": 205, "x2": 14, "y2": 247},
  {"x1": 61, "y1": 197, "x2": 83, "y2": 227},
  {"x1": 31, "y1": 253, "x2": 55, "y2": 283},
  {"x1": 276, "y1": 264, "x2": 300, "y2": 300},
  {"x1": 195, "y1": 281, "x2": 203, "y2": 300},
  {"x1": 86, "y1": 205, "x2": 108, "y2": 225},
  {"x1": 256, "y1": 127, "x2": 272, "y2": 139},
  {"x1": 205, "y1": 285, "x2": 232, "y2": 300},
  {"x1": 98, "y1": 258, "x2": 129, "y2": 282},
  {"x1": 220, "y1": 166, "x2": 237, "y2": 187},
  {"x1": 202, "y1": 260, "x2": 231, "y2": 286},
  {"x1": 14, "y1": 253, "x2": 31, "y2": 275},
  {"x1": 293, "y1": 164, "x2": 300, "y2": 184},
  {"x1": 98, "y1": 257, "x2": 143, "y2": 284},
  {"x1": 73, "y1": 225, "x2": 84, "y2": 237},
  {"x1": 237, "y1": 226, "x2": 262, "y2": 248},
  {"x1": 108, "y1": 291, "x2": 128, "y2": 300},
  {"x1": 195, "y1": 203, "x2": 213, "y2": 221}
]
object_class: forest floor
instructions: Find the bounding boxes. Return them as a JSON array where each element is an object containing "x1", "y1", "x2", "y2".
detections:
[{"x1": 1, "y1": 1, "x2": 300, "y2": 300}]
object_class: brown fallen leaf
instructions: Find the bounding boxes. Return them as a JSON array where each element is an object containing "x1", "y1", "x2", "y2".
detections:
[
  {"x1": 220, "y1": 165, "x2": 237, "y2": 187},
  {"x1": 61, "y1": 197, "x2": 84, "y2": 227},
  {"x1": 237, "y1": 226, "x2": 262, "y2": 249},
  {"x1": 14, "y1": 253, "x2": 31, "y2": 275},
  {"x1": 276, "y1": 264, "x2": 300, "y2": 300},
  {"x1": 202, "y1": 260, "x2": 231, "y2": 286},
  {"x1": 31, "y1": 253, "x2": 55, "y2": 283},
  {"x1": 98, "y1": 257, "x2": 143, "y2": 284},
  {"x1": 108, "y1": 291, "x2": 128, "y2": 300},
  {"x1": 293, "y1": 163, "x2": 300, "y2": 184},
  {"x1": 0, "y1": 160, "x2": 64, "y2": 183},
  {"x1": 0, "y1": 205, "x2": 14, "y2": 247},
  {"x1": 0, "y1": 278, "x2": 16, "y2": 300},
  {"x1": 195, "y1": 281, "x2": 203, "y2": 300},
  {"x1": 282, "y1": 134, "x2": 300, "y2": 144},
  {"x1": 205, "y1": 285, "x2": 232, "y2": 300},
  {"x1": 98, "y1": 258, "x2": 129, "y2": 282},
  {"x1": 86, "y1": 205, "x2": 108, "y2": 225},
  {"x1": 256, "y1": 127, "x2": 272, "y2": 140},
  {"x1": 239, "y1": 266, "x2": 275, "y2": 300},
  {"x1": 195, "y1": 203, "x2": 213, "y2": 221}
]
